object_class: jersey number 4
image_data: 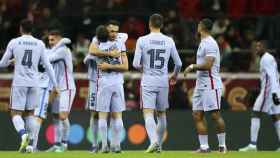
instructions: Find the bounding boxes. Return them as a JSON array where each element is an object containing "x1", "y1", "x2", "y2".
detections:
[
  {"x1": 147, "y1": 49, "x2": 165, "y2": 69},
  {"x1": 21, "y1": 50, "x2": 33, "y2": 68}
]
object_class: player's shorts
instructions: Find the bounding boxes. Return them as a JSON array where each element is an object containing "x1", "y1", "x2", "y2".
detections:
[
  {"x1": 96, "y1": 84, "x2": 125, "y2": 112},
  {"x1": 140, "y1": 86, "x2": 169, "y2": 111},
  {"x1": 10, "y1": 86, "x2": 39, "y2": 111},
  {"x1": 34, "y1": 88, "x2": 49, "y2": 119},
  {"x1": 52, "y1": 89, "x2": 76, "y2": 113},
  {"x1": 192, "y1": 88, "x2": 222, "y2": 112},
  {"x1": 253, "y1": 91, "x2": 280, "y2": 115},
  {"x1": 86, "y1": 80, "x2": 97, "y2": 111}
]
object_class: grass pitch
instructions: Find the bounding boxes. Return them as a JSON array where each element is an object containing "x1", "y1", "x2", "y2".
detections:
[{"x1": 0, "y1": 151, "x2": 279, "y2": 158}]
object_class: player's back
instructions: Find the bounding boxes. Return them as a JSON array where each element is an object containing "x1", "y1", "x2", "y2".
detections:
[
  {"x1": 196, "y1": 36, "x2": 222, "y2": 89},
  {"x1": 50, "y1": 45, "x2": 75, "y2": 90},
  {"x1": 260, "y1": 53, "x2": 280, "y2": 92},
  {"x1": 10, "y1": 35, "x2": 45, "y2": 87},
  {"x1": 139, "y1": 32, "x2": 174, "y2": 87},
  {"x1": 96, "y1": 40, "x2": 124, "y2": 87}
]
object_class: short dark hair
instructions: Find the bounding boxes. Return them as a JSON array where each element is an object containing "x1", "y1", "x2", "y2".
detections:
[
  {"x1": 20, "y1": 19, "x2": 33, "y2": 33},
  {"x1": 48, "y1": 30, "x2": 62, "y2": 36},
  {"x1": 200, "y1": 18, "x2": 213, "y2": 32},
  {"x1": 258, "y1": 40, "x2": 268, "y2": 49},
  {"x1": 149, "y1": 14, "x2": 163, "y2": 29},
  {"x1": 106, "y1": 20, "x2": 120, "y2": 27},
  {"x1": 96, "y1": 25, "x2": 109, "y2": 42}
]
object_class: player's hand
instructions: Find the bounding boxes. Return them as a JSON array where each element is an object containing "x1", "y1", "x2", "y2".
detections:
[
  {"x1": 9, "y1": 58, "x2": 15, "y2": 65},
  {"x1": 52, "y1": 88, "x2": 60, "y2": 97},
  {"x1": 97, "y1": 62, "x2": 111, "y2": 71},
  {"x1": 272, "y1": 93, "x2": 280, "y2": 105},
  {"x1": 169, "y1": 73, "x2": 177, "y2": 86},
  {"x1": 184, "y1": 64, "x2": 194, "y2": 77},
  {"x1": 109, "y1": 49, "x2": 121, "y2": 58}
]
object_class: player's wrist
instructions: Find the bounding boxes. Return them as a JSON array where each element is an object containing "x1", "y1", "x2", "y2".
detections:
[{"x1": 190, "y1": 64, "x2": 195, "y2": 71}]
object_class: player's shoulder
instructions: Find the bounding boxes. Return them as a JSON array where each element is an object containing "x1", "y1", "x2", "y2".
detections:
[
  {"x1": 262, "y1": 52, "x2": 275, "y2": 62},
  {"x1": 163, "y1": 34, "x2": 175, "y2": 45},
  {"x1": 117, "y1": 33, "x2": 128, "y2": 42},
  {"x1": 202, "y1": 36, "x2": 218, "y2": 48}
]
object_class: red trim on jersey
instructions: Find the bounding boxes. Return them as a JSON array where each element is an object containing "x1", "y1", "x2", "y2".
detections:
[
  {"x1": 63, "y1": 61, "x2": 69, "y2": 90},
  {"x1": 260, "y1": 74, "x2": 268, "y2": 112},
  {"x1": 95, "y1": 69, "x2": 100, "y2": 111},
  {"x1": 68, "y1": 90, "x2": 72, "y2": 111},
  {"x1": 10, "y1": 87, "x2": 13, "y2": 108},
  {"x1": 140, "y1": 86, "x2": 143, "y2": 109},
  {"x1": 208, "y1": 70, "x2": 214, "y2": 89},
  {"x1": 215, "y1": 89, "x2": 220, "y2": 109}
]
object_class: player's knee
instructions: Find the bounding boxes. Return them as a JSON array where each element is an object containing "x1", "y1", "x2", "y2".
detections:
[
  {"x1": 98, "y1": 112, "x2": 108, "y2": 119},
  {"x1": 111, "y1": 112, "x2": 122, "y2": 119},
  {"x1": 210, "y1": 111, "x2": 221, "y2": 121},
  {"x1": 24, "y1": 110, "x2": 34, "y2": 116},
  {"x1": 192, "y1": 112, "x2": 203, "y2": 121},
  {"x1": 91, "y1": 111, "x2": 98, "y2": 119},
  {"x1": 59, "y1": 112, "x2": 69, "y2": 120},
  {"x1": 271, "y1": 114, "x2": 280, "y2": 122},
  {"x1": 10, "y1": 110, "x2": 22, "y2": 117},
  {"x1": 143, "y1": 108, "x2": 154, "y2": 116},
  {"x1": 156, "y1": 111, "x2": 166, "y2": 117}
]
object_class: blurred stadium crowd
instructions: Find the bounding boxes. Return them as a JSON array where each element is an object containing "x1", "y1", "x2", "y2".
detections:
[{"x1": 1, "y1": 0, "x2": 280, "y2": 73}]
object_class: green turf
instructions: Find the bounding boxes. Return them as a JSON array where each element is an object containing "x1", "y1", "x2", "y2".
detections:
[{"x1": 0, "y1": 151, "x2": 279, "y2": 158}]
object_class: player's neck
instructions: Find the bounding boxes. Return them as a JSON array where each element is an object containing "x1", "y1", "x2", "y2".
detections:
[
  {"x1": 21, "y1": 33, "x2": 31, "y2": 36},
  {"x1": 150, "y1": 28, "x2": 161, "y2": 33},
  {"x1": 200, "y1": 32, "x2": 210, "y2": 40}
]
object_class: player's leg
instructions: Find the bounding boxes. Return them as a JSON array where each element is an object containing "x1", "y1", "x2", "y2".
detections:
[
  {"x1": 46, "y1": 95, "x2": 62, "y2": 152},
  {"x1": 57, "y1": 89, "x2": 76, "y2": 152},
  {"x1": 155, "y1": 111, "x2": 166, "y2": 151},
  {"x1": 207, "y1": 89, "x2": 226, "y2": 153},
  {"x1": 110, "y1": 84, "x2": 126, "y2": 153},
  {"x1": 192, "y1": 89, "x2": 210, "y2": 152},
  {"x1": 239, "y1": 93, "x2": 266, "y2": 151},
  {"x1": 89, "y1": 111, "x2": 99, "y2": 152},
  {"x1": 155, "y1": 87, "x2": 169, "y2": 151},
  {"x1": 210, "y1": 110, "x2": 226, "y2": 152},
  {"x1": 87, "y1": 80, "x2": 99, "y2": 152},
  {"x1": 110, "y1": 112, "x2": 123, "y2": 153},
  {"x1": 270, "y1": 103, "x2": 280, "y2": 151},
  {"x1": 96, "y1": 86, "x2": 112, "y2": 153},
  {"x1": 10, "y1": 86, "x2": 32, "y2": 153},
  {"x1": 271, "y1": 114, "x2": 280, "y2": 151},
  {"x1": 141, "y1": 86, "x2": 160, "y2": 153},
  {"x1": 98, "y1": 112, "x2": 109, "y2": 153},
  {"x1": 23, "y1": 87, "x2": 39, "y2": 153},
  {"x1": 33, "y1": 88, "x2": 49, "y2": 151},
  {"x1": 32, "y1": 117, "x2": 43, "y2": 151},
  {"x1": 24, "y1": 110, "x2": 36, "y2": 153}
]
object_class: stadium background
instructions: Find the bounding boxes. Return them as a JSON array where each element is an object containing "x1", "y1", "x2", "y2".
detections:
[{"x1": 1, "y1": 0, "x2": 280, "y2": 151}]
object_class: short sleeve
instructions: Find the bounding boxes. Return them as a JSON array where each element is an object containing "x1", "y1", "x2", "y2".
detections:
[{"x1": 204, "y1": 42, "x2": 218, "y2": 58}]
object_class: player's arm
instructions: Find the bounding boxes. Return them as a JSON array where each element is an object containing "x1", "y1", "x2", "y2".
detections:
[
  {"x1": 83, "y1": 54, "x2": 95, "y2": 65},
  {"x1": 171, "y1": 41, "x2": 182, "y2": 75},
  {"x1": 88, "y1": 39, "x2": 120, "y2": 58},
  {"x1": 98, "y1": 52, "x2": 128, "y2": 72},
  {"x1": 40, "y1": 48, "x2": 58, "y2": 88},
  {"x1": 48, "y1": 48, "x2": 66, "y2": 62},
  {"x1": 0, "y1": 41, "x2": 14, "y2": 68},
  {"x1": 184, "y1": 45, "x2": 216, "y2": 75},
  {"x1": 263, "y1": 58, "x2": 280, "y2": 105},
  {"x1": 170, "y1": 41, "x2": 182, "y2": 85},
  {"x1": 132, "y1": 38, "x2": 143, "y2": 70},
  {"x1": 118, "y1": 33, "x2": 128, "y2": 43}
]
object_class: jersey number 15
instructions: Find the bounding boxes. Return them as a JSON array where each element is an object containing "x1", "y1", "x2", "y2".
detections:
[{"x1": 147, "y1": 49, "x2": 165, "y2": 69}]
